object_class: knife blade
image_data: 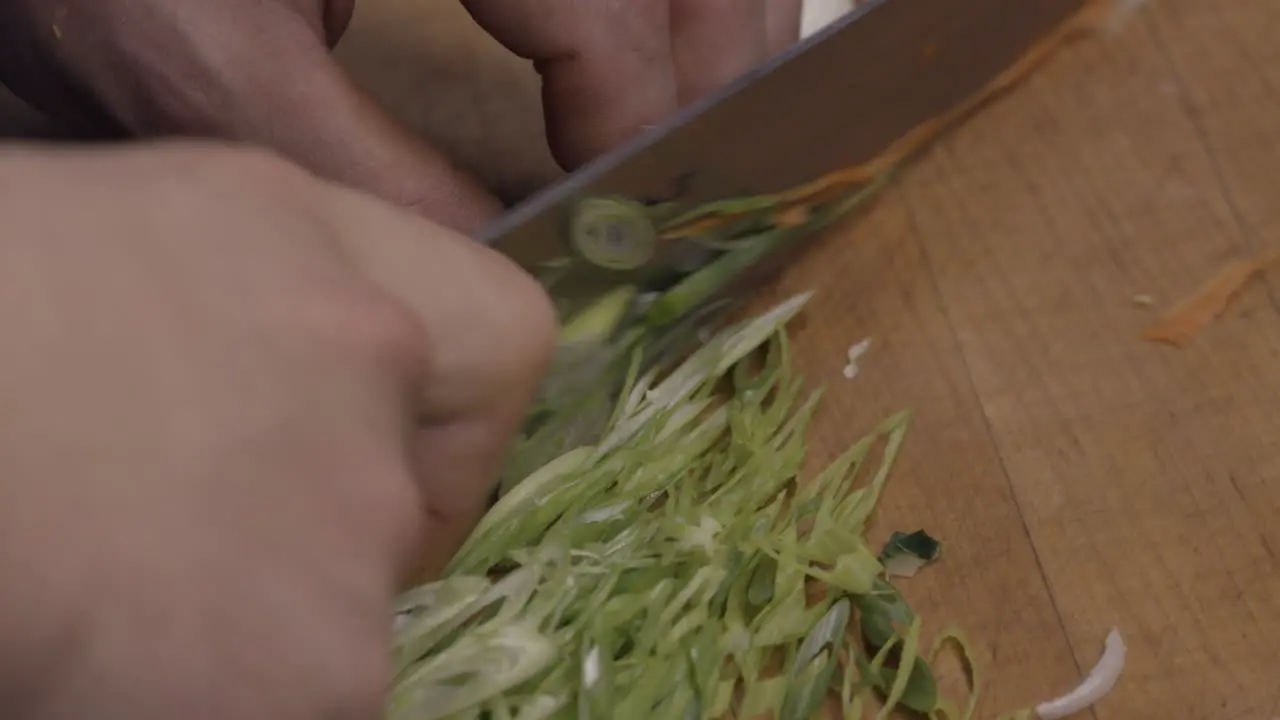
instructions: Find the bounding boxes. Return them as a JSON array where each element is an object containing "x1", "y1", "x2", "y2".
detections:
[{"x1": 486, "y1": 0, "x2": 1090, "y2": 487}]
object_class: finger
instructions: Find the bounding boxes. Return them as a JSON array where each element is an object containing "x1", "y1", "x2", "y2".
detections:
[
  {"x1": 668, "y1": 0, "x2": 768, "y2": 104},
  {"x1": 75, "y1": 2, "x2": 501, "y2": 234},
  {"x1": 321, "y1": 183, "x2": 557, "y2": 578},
  {"x1": 461, "y1": 0, "x2": 677, "y2": 169}
]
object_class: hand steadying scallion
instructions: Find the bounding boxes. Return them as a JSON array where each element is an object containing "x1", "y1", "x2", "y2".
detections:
[{"x1": 388, "y1": 294, "x2": 1123, "y2": 719}]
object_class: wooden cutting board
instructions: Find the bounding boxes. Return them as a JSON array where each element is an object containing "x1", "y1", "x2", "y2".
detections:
[
  {"x1": 334, "y1": 1, "x2": 1280, "y2": 717},
  {"x1": 739, "y1": 2, "x2": 1280, "y2": 717}
]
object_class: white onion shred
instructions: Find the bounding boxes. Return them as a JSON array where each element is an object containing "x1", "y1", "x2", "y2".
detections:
[
  {"x1": 582, "y1": 645, "x2": 601, "y2": 687},
  {"x1": 842, "y1": 337, "x2": 872, "y2": 380},
  {"x1": 800, "y1": 0, "x2": 853, "y2": 38},
  {"x1": 1035, "y1": 628, "x2": 1126, "y2": 720}
]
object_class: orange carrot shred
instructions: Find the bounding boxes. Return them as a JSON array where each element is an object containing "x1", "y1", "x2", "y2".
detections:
[
  {"x1": 1142, "y1": 253, "x2": 1279, "y2": 346},
  {"x1": 659, "y1": 0, "x2": 1107, "y2": 248},
  {"x1": 775, "y1": 205, "x2": 812, "y2": 228}
]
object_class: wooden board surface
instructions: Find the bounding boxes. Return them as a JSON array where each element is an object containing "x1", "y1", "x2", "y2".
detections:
[{"x1": 744, "y1": 2, "x2": 1280, "y2": 717}]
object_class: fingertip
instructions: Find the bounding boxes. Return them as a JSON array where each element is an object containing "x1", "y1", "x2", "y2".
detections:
[
  {"x1": 433, "y1": 240, "x2": 558, "y2": 419},
  {"x1": 496, "y1": 252, "x2": 559, "y2": 387},
  {"x1": 538, "y1": 53, "x2": 678, "y2": 170}
]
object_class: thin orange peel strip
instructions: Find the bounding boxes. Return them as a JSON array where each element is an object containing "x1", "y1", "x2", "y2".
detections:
[
  {"x1": 1142, "y1": 252, "x2": 1280, "y2": 347},
  {"x1": 658, "y1": 0, "x2": 1116, "y2": 243}
]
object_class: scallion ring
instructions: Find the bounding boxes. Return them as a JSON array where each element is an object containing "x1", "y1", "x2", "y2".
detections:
[{"x1": 570, "y1": 196, "x2": 658, "y2": 270}]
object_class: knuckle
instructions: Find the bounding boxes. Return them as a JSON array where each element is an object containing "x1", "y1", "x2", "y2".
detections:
[{"x1": 341, "y1": 290, "x2": 435, "y2": 379}]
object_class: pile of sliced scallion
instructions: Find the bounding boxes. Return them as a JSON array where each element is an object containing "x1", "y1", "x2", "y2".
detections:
[{"x1": 388, "y1": 292, "x2": 1025, "y2": 720}]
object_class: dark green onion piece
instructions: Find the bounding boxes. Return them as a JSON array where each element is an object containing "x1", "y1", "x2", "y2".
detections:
[{"x1": 878, "y1": 529, "x2": 943, "y2": 579}]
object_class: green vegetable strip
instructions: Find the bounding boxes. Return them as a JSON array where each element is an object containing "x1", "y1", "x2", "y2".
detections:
[
  {"x1": 877, "y1": 615, "x2": 925, "y2": 719},
  {"x1": 558, "y1": 284, "x2": 637, "y2": 345},
  {"x1": 643, "y1": 227, "x2": 793, "y2": 328},
  {"x1": 389, "y1": 293, "x2": 992, "y2": 719}
]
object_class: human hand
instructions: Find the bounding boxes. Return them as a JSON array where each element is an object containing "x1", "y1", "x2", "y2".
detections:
[
  {"x1": 0, "y1": 141, "x2": 554, "y2": 719},
  {"x1": 460, "y1": 0, "x2": 804, "y2": 168},
  {"x1": 0, "y1": 0, "x2": 802, "y2": 232}
]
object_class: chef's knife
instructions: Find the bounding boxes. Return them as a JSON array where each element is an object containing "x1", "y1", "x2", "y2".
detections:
[{"x1": 486, "y1": 0, "x2": 1090, "y2": 487}]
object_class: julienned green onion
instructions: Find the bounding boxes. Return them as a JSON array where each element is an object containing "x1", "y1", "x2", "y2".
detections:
[
  {"x1": 644, "y1": 170, "x2": 898, "y2": 331},
  {"x1": 559, "y1": 285, "x2": 637, "y2": 346},
  {"x1": 388, "y1": 293, "x2": 1063, "y2": 720}
]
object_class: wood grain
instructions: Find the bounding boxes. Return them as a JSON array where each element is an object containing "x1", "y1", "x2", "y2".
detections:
[
  {"x1": 750, "y1": 189, "x2": 1082, "y2": 716},
  {"x1": 770, "y1": 1, "x2": 1280, "y2": 717},
  {"x1": 1145, "y1": 0, "x2": 1280, "y2": 252}
]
